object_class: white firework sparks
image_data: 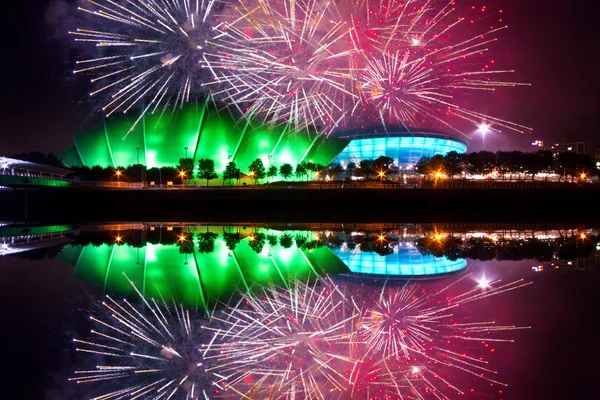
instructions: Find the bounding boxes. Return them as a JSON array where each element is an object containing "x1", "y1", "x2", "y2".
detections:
[
  {"x1": 348, "y1": 0, "x2": 532, "y2": 136},
  {"x1": 206, "y1": 0, "x2": 357, "y2": 134},
  {"x1": 70, "y1": 276, "x2": 227, "y2": 399},
  {"x1": 353, "y1": 274, "x2": 531, "y2": 398},
  {"x1": 204, "y1": 277, "x2": 361, "y2": 399},
  {"x1": 71, "y1": 0, "x2": 226, "y2": 126}
]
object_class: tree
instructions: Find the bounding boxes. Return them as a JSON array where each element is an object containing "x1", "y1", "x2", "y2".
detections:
[
  {"x1": 197, "y1": 158, "x2": 218, "y2": 186},
  {"x1": 295, "y1": 162, "x2": 308, "y2": 181},
  {"x1": 345, "y1": 161, "x2": 357, "y2": 179},
  {"x1": 280, "y1": 163, "x2": 293, "y2": 180},
  {"x1": 248, "y1": 158, "x2": 266, "y2": 184},
  {"x1": 521, "y1": 151, "x2": 545, "y2": 181},
  {"x1": 179, "y1": 158, "x2": 194, "y2": 184},
  {"x1": 356, "y1": 159, "x2": 374, "y2": 179},
  {"x1": 267, "y1": 165, "x2": 278, "y2": 183},
  {"x1": 478, "y1": 151, "x2": 496, "y2": 176},
  {"x1": 327, "y1": 163, "x2": 344, "y2": 180},
  {"x1": 442, "y1": 151, "x2": 463, "y2": 179},
  {"x1": 312, "y1": 163, "x2": 326, "y2": 180},
  {"x1": 223, "y1": 161, "x2": 240, "y2": 186}
]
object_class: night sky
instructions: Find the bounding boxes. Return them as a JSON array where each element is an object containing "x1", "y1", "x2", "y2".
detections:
[{"x1": 0, "y1": 0, "x2": 599, "y2": 155}]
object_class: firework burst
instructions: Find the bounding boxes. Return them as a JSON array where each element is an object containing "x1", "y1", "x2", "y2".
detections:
[
  {"x1": 71, "y1": 0, "x2": 227, "y2": 130},
  {"x1": 205, "y1": 277, "x2": 361, "y2": 399},
  {"x1": 346, "y1": 0, "x2": 532, "y2": 136},
  {"x1": 70, "y1": 277, "x2": 227, "y2": 399},
  {"x1": 352, "y1": 274, "x2": 531, "y2": 398},
  {"x1": 206, "y1": 0, "x2": 357, "y2": 134}
]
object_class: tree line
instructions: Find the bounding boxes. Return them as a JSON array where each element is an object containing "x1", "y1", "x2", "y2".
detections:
[{"x1": 415, "y1": 150, "x2": 598, "y2": 181}]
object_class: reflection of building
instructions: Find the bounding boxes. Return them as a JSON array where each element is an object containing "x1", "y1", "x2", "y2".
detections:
[
  {"x1": 57, "y1": 103, "x2": 348, "y2": 174},
  {"x1": 0, "y1": 225, "x2": 75, "y2": 256},
  {"x1": 56, "y1": 228, "x2": 348, "y2": 310},
  {"x1": 333, "y1": 126, "x2": 467, "y2": 170},
  {"x1": 333, "y1": 243, "x2": 467, "y2": 278}
]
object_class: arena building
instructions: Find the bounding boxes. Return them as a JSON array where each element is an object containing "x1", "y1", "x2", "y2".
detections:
[
  {"x1": 332, "y1": 126, "x2": 468, "y2": 170},
  {"x1": 57, "y1": 102, "x2": 349, "y2": 174},
  {"x1": 57, "y1": 105, "x2": 467, "y2": 174}
]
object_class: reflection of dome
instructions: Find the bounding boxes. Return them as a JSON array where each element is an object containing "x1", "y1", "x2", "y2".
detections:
[
  {"x1": 332, "y1": 244, "x2": 467, "y2": 278},
  {"x1": 56, "y1": 229, "x2": 348, "y2": 310},
  {"x1": 57, "y1": 103, "x2": 349, "y2": 173}
]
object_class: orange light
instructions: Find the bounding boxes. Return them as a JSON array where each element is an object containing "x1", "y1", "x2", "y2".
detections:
[
  {"x1": 580, "y1": 173, "x2": 586, "y2": 179},
  {"x1": 179, "y1": 170, "x2": 185, "y2": 177},
  {"x1": 179, "y1": 234, "x2": 186, "y2": 242},
  {"x1": 580, "y1": 233, "x2": 587, "y2": 240},
  {"x1": 248, "y1": 235, "x2": 254, "y2": 242},
  {"x1": 115, "y1": 170, "x2": 122, "y2": 176},
  {"x1": 249, "y1": 171, "x2": 255, "y2": 176},
  {"x1": 115, "y1": 235, "x2": 122, "y2": 242}
]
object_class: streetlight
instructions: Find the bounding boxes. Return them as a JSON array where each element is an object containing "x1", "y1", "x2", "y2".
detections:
[
  {"x1": 115, "y1": 169, "x2": 122, "y2": 182},
  {"x1": 378, "y1": 169, "x2": 385, "y2": 183},
  {"x1": 478, "y1": 123, "x2": 490, "y2": 150},
  {"x1": 249, "y1": 170, "x2": 255, "y2": 186},
  {"x1": 179, "y1": 170, "x2": 185, "y2": 187},
  {"x1": 135, "y1": 147, "x2": 140, "y2": 164},
  {"x1": 184, "y1": 146, "x2": 188, "y2": 160}
]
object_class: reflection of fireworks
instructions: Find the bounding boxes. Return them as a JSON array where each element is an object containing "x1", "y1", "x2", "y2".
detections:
[
  {"x1": 70, "y1": 278, "x2": 225, "y2": 399},
  {"x1": 206, "y1": 278, "x2": 360, "y2": 398},
  {"x1": 353, "y1": 274, "x2": 531, "y2": 398},
  {"x1": 71, "y1": 0, "x2": 224, "y2": 127},
  {"x1": 208, "y1": 0, "x2": 356, "y2": 134}
]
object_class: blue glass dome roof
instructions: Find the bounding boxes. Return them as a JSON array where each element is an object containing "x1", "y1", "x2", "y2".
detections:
[{"x1": 332, "y1": 244, "x2": 467, "y2": 279}]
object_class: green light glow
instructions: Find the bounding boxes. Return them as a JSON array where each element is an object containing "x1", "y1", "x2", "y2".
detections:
[
  {"x1": 58, "y1": 229, "x2": 349, "y2": 310},
  {"x1": 58, "y1": 104, "x2": 348, "y2": 174}
]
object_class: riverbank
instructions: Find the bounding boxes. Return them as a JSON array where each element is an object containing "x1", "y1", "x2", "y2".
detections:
[{"x1": 1, "y1": 186, "x2": 599, "y2": 223}]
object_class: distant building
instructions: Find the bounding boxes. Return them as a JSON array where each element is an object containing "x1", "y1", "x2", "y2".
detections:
[
  {"x1": 550, "y1": 141, "x2": 600, "y2": 162},
  {"x1": 531, "y1": 140, "x2": 545, "y2": 148}
]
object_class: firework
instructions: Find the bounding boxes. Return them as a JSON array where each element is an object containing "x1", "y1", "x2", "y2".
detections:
[
  {"x1": 346, "y1": 0, "x2": 532, "y2": 136},
  {"x1": 205, "y1": 277, "x2": 361, "y2": 399},
  {"x1": 352, "y1": 274, "x2": 531, "y2": 398},
  {"x1": 206, "y1": 0, "x2": 357, "y2": 134},
  {"x1": 71, "y1": 0, "x2": 227, "y2": 131},
  {"x1": 70, "y1": 276, "x2": 227, "y2": 399}
]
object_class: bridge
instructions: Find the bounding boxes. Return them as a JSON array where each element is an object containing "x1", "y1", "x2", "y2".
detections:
[{"x1": 0, "y1": 156, "x2": 73, "y2": 188}]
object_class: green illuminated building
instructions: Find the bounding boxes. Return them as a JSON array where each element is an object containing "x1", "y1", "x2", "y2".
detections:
[
  {"x1": 56, "y1": 227, "x2": 349, "y2": 311},
  {"x1": 57, "y1": 101, "x2": 349, "y2": 175}
]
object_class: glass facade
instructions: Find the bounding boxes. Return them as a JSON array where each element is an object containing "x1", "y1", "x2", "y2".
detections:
[
  {"x1": 333, "y1": 245, "x2": 467, "y2": 278},
  {"x1": 334, "y1": 134, "x2": 467, "y2": 169}
]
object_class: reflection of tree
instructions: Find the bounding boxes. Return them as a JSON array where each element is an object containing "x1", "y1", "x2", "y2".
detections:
[
  {"x1": 249, "y1": 233, "x2": 266, "y2": 253},
  {"x1": 178, "y1": 239, "x2": 194, "y2": 254},
  {"x1": 414, "y1": 234, "x2": 594, "y2": 262},
  {"x1": 223, "y1": 232, "x2": 241, "y2": 252},
  {"x1": 556, "y1": 235, "x2": 597, "y2": 260},
  {"x1": 279, "y1": 233, "x2": 293, "y2": 248},
  {"x1": 267, "y1": 234, "x2": 278, "y2": 247},
  {"x1": 197, "y1": 232, "x2": 218, "y2": 254}
]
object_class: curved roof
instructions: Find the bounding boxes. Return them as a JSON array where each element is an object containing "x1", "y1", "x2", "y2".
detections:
[
  {"x1": 57, "y1": 103, "x2": 349, "y2": 172},
  {"x1": 332, "y1": 245, "x2": 467, "y2": 279},
  {"x1": 334, "y1": 125, "x2": 468, "y2": 145}
]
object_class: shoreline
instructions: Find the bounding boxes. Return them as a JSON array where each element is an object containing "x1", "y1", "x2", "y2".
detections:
[{"x1": 1, "y1": 186, "x2": 599, "y2": 223}]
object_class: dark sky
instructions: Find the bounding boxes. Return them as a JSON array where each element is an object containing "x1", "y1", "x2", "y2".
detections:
[{"x1": 0, "y1": 0, "x2": 599, "y2": 155}]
